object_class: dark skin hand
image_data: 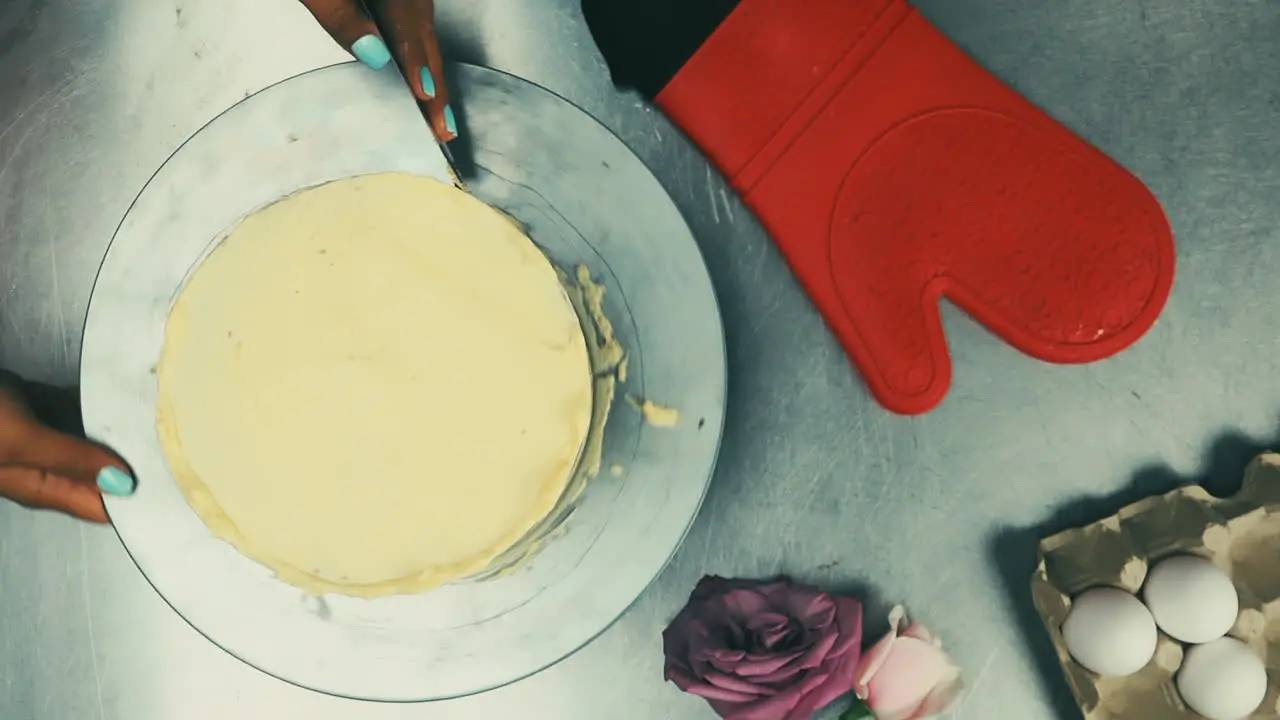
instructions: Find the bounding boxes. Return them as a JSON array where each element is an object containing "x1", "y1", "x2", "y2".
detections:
[
  {"x1": 301, "y1": 0, "x2": 456, "y2": 141},
  {"x1": 0, "y1": 372, "x2": 132, "y2": 523}
]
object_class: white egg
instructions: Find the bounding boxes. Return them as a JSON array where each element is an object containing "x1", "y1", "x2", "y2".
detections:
[
  {"x1": 1061, "y1": 587, "x2": 1158, "y2": 676},
  {"x1": 1142, "y1": 554, "x2": 1239, "y2": 643},
  {"x1": 1176, "y1": 637, "x2": 1267, "y2": 720}
]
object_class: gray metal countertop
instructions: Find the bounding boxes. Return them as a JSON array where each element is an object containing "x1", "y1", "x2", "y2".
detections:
[{"x1": 2, "y1": 1, "x2": 1278, "y2": 719}]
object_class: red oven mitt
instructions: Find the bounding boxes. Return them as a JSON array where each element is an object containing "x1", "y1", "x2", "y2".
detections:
[{"x1": 585, "y1": 0, "x2": 1175, "y2": 415}]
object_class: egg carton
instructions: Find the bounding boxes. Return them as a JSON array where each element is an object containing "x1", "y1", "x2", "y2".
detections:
[{"x1": 1032, "y1": 452, "x2": 1280, "y2": 719}]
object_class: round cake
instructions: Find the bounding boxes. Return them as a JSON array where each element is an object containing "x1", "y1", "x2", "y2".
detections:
[{"x1": 155, "y1": 172, "x2": 594, "y2": 597}]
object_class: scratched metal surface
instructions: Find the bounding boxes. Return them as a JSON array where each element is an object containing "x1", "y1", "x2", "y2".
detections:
[{"x1": 1, "y1": 1, "x2": 1278, "y2": 719}]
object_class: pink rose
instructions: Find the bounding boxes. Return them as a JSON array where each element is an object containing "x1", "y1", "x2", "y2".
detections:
[
  {"x1": 662, "y1": 576, "x2": 864, "y2": 720},
  {"x1": 852, "y1": 606, "x2": 964, "y2": 720}
]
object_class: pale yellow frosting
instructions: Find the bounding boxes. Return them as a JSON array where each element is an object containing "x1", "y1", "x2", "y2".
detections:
[{"x1": 156, "y1": 172, "x2": 594, "y2": 597}]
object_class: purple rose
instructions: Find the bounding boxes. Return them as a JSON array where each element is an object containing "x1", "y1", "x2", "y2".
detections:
[{"x1": 662, "y1": 576, "x2": 864, "y2": 720}]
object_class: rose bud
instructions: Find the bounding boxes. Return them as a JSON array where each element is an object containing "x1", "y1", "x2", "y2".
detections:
[{"x1": 852, "y1": 606, "x2": 964, "y2": 720}]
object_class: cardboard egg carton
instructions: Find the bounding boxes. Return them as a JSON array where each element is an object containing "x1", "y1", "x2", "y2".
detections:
[{"x1": 1032, "y1": 453, "x2": 1280, "y2": 719}]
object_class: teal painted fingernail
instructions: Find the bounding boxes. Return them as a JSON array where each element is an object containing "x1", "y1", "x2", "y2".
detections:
[
  {"x1": 96, "y1": 467, "x2": 136, "y2": 497},
  {"x1": 351, "y1": 34, "x2": 391, "y2": 70},
  {"x1": 444, "y1": 105, "x2": 458, "y2": 136},
  {"x1": 420, "y1": 68, "x2": 436, "y2": 98}
]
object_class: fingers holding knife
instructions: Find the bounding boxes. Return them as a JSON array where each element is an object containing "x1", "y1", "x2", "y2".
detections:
[
  {"x1": 370, "y1": 0, "x2": 457, "y2": 142},
  {"x1": 301, "y1": 0, "x2": 457, "y2": 142},
  {"x1": 299, "y1": 0, "x2": 389, "y2": 68}
]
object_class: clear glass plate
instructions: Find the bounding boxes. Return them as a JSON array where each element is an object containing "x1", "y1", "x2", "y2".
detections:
[{"x1": 80, "y1": 62, "x2": 726, "y2": 701}]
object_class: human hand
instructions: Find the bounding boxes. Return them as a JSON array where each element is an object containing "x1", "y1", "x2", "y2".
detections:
[
  {"x1": 300, "y1": 0, "x2": 456, "y2": 141},
  {"x1": 0, "y1": 371, "x2": 134, "y2": 523}
]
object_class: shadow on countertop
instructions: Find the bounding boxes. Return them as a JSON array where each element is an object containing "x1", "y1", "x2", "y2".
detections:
[{"x1": 987, "y1": 425, "x2": 1280, "y2": 720}]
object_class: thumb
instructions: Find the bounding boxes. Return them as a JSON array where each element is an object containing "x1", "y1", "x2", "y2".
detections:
[
  {"x1": 299, "y1": 0, "x2": 392, "y2": 70},
  {"x1": 0, "y1": 466, "x2": 109, "y2": 523}
]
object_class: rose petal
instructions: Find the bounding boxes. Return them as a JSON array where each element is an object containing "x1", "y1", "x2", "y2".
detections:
[
  {"x1": 711, "y1": 671, "x2": 828, "y2": 720},
  {"x1": 737, "y1": 654, "x2": 810, "y2": 686},
  {"x1": 792, "y1": 627, "x2": 839, "y2": 671},
  {"x1": 854, "y1": 606, "x2": 907, "y2": 697},
  {"x1": 743, "y1": 664, "x2": 805, "y2": 689},
  {"x1": 665, "y1": 661, "x2": 709, "y2": 691},
  {"x1": 747, "y1": 613, "x2": 792, "y2": 629},
  {"x1": 748, "y1": 613, "x2": 796, "y2": 650},
  {"x1": 662, "y1": 624, "x2": 691, "y2": 657},
  {"x1": 790, "y1": 593, "x2": 837, "y2": 628},
  {"x1": 703, "y1": 647, "x2": 748, "y2": 662},
  {"x1": 862, "y1": 636, "x2": 953, "y2": 716},
  {"x1": 722, "y1": 620, "x2": 749, "y2": 651},
  {"x1": 781, "y1": 586, "x2": 825, "y2": 610},
  {"x1": 666, "y1": 615, "x2": 709, "y2": 651},
  {"x1": 734, "y1": 650, "x2": 805, "y2": 678},
  {"x1": 685, "y1": 680, "x2": 766, "y2": 704},
  {"x1": 901, "y1": 621, "x2": 937, "y2": 646},
  {"x1": 684, "y1": 625, "x2": 722, "y2": 675},
  {"x1": 680, "y1": 620, "x2": 711, "y2": 648},
  {"x1": 785, "y1": 672, "x2": 842, "y2": 720},
  {"x1": 915, "y1": 668, "x2": 964, "y2": 716},
  {"x1": 665, "y1": 657, "x2": 696, "y2": 682},
  {"x1": 828, "y1": 595, "x2": 865, "y2": 659},
  {"x1": 702, "y1": 670, "x2": 775, "y2": 697},
  {"x1": 706, "y1": 652, "x2": 750, "y2": 674},
  {"x1": 785, "y1": 600, "x2": 865, "y2": 718},
  {"x1": 722, "y1": 588, "x2": 773, "y2": 620}
]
